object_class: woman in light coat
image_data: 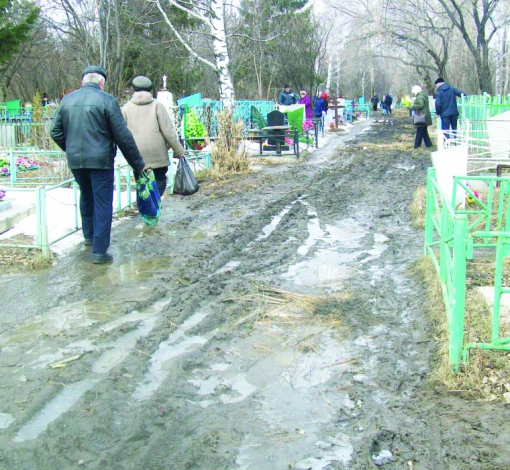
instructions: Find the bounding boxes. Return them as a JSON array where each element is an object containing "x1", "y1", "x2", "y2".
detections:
[
  {"x1": 122, "y1": 76, "x2": 185, "y2": 196},
  {"x1": 411, "y1": 85, "x2": 433, "y2": 149}
]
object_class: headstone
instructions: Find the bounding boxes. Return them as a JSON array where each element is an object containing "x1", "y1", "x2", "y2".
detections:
[
  {"x1": 266, "y1": 110, "x2": 286, "y2": 152},
  {"x1": 156, "y1": 90, "x2": 174, "y2": 109},
  {"x1": 267, "y1": 110, "x2": 285, "y2": 127},
  {"x1": 431, "y1": 144, "x2": 468, "y2": 208}
]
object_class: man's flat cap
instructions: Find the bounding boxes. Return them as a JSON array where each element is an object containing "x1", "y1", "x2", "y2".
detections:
[
  {"x1": 132, "y1": 76, "x2": 153, "y2": 91},
  {"x1": 435, "y1": 77, "x2": 445, "y2": 85},
  {"x1": 82, "y1": 65, "x2": 107, "y2": 80}
]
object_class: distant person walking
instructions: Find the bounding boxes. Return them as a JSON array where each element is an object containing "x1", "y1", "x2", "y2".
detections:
[
  {"x1": 381, "y1": 94, "x2": 388, "y2": 114},
  {"x1": 411, "y1": 85, "x2": 433, "y2": 149},
  {"x1": 387, "y1": 94, "x2": 393, "y2": 113},
  {"x1": 278, "y1": 84, "x2": 298, "y2": 106},
  {"x1": 313, "y1": 93, "x2": 327, "y2": 130},
  {"x1": 435, "y1": 77, "x2": 466, "y2": 139},
  {"x1": 51, "y1": 66, "x2": 146, "y2": 264},
  {"x1": 321, "y1": 92, "x2": 329, "y2": 112},
  {"x1": 122, "y1": 76, "x2": 185, "y2": 198},
  {"x1": 298, "y1": 90, "x2": 313, "y2": 119},
  {"x1": 370, "y1": 93, "x2": 379, "y2": 112}
]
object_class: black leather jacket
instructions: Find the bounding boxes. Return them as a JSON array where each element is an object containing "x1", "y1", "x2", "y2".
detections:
[{"x1": 51, "y1": 83, "x2": 145, "y2": 172}]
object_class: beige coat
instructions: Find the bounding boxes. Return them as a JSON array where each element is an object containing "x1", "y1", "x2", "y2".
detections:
[{"x1": 122, "y1": 91, "x2": 185, "y2": 169}]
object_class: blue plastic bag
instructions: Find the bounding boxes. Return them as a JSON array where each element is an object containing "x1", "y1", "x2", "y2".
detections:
[{"x1": 136, "y1": 170, "x2": 161, "y2": 226}]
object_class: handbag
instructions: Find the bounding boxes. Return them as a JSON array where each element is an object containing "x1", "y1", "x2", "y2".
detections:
[
  {"x1": 136, "y1": 170, "x2": 162, "y2": 226},
  {"x1": 412, "y1": 113, "x2": 427, "y2": 126}
]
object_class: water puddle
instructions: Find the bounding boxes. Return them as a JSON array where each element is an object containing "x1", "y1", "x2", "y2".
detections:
[
  {"x1": 0, "y1": 301, "x2": 119, "y2": 346},
  {"x1": 92, "y1": 316, "x2": 159, "y2": 374},
  {"x1": 298, "y1": 216, "x2": 324, "y2": 256},
  {"x1": 0, "y1": 413, "x2": 15, "y2": 430},
  {"x1": 228, "y1": 328, "x2": 356, "y2": 469},
  {"x1": 188, "y1": 373, "x2": 258, "y2": 407},
  {"x1": 100, "y1": 296, "x2": 170, "y2": 333},
  {"x1": 11, "y1": 297, "x2": 172, "y2": 441},
  {"x1": 257, "y1": 201, "x2": 298, "y2": 240},
  {"x1": 13, "y1": 379, "x2": 99, "y2": 442},
  {"x1": 132, "y1": 311, "x2": 211, "y2": 401},
  {"x1": 244, "y1": 198, "x2": 303, "y2": 253},
  {"x1": 282, "y1": 217, "x2": 372, "y2": 287},
  {"x1": 282, "y1": 250, "x2": 358, "y2": 286},
  {"x1": 13, "y1": 298, "x2": 170, "y2": 372},
  {"x1": 94, "y1": 257, "x2": 174, "y2": 285},
  {"x1": 292, "y1": 435, "x2": 353, "y2": 469},
  {"x1": 360, "y1": 233, "x2": 389, "y2": 264}
]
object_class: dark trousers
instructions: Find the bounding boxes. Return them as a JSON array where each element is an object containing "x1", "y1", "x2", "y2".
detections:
[
  {"x1": 152, "y1": 166, "x2": 168, "y2": 197},
  {"x1": 414, "y1": 126, "x2": 433, "y2": 149},
  {"x1": 71, "y1": 168, "x2": 114, "y2": 254},
  {"x1": 372, "y1": 104, "x2": 377, "y2": 112},
  {"x1": 440, "y1": 115, "x2": 458, "y2": 139}
]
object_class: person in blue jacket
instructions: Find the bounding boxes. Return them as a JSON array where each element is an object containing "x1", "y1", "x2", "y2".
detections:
[{"x1": 434, "y1": 77, "x2": 466, "y2": 139}]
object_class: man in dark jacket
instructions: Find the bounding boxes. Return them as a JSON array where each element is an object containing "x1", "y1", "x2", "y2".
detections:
[
  {"x1": 434, "y1": 77, "x2": 465, "y2": 139},
  {"x1": 51, "y1": 65, "x2": 146, "y2": 264},
  {"x1": 370, "y1": 93, "x2": 379, "y2": 112},
  {"x1": 386, "y1": 94, "x2": 393, "y2": 114},
  {"x1": 278, "y1": 85, "x2": 297, "y2": 106}
]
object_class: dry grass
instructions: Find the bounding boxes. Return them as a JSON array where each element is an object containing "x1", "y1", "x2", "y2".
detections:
[
  {"x1": 409, "y1": 186, "x2": 427, "y2": 228},
  {"x1": 210, "y1": 108, "x2": 250, "y2": 173},
  {"x1": 415, "y1": 256, "x2": 510, "y2": 400},
  {"x1": 0, "y1": 247, "x2": 53, "y2": 271},
  {"x1": 225, "y1": 283, "x2": 350, "y2": 328}
]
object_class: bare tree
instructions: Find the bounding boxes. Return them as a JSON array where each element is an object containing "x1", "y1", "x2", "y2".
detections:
[
  {"x1": 329, "y1": 0, "x2": 452, "y2": 94},
  {"x1": 436, "y1": 0, "x2": 509, "y2": 94}
]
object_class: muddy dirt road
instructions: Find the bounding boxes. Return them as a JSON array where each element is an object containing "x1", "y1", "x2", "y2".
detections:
[{"x1": 1, "y1": 113, "x2": 509, "y2": 469}]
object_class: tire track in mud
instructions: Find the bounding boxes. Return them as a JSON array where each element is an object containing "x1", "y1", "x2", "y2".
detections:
[{"x1": 1, "y1": 116, "x2": 510, "y2": 469}]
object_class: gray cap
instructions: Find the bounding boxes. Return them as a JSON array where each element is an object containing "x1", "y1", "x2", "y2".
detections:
[
  {"x1": 132, "y1": 76, "x2": 153, "y2": 91},
  {"x1": 82, "y1": 65, "x2": 107, "y2": 80}
]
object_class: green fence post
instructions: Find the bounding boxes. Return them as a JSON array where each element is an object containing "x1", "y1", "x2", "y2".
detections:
[
  {"x1": 115, "y1": 167, "x2": 122, "y2": 213},
  {"x1": 37, "y1": 187, "x2": 50, "y2": 259},
  {"x1": 450, "y1": 215, "x2": 468, "y2": 371},
  {"x1": 440, "y1": 203, "x2": 449, "y2": 285},
  {"x1": 492, "y1": 235, "x2": 504, "y2": 344},
  {"x1": 126, "y1": 166, "x2": 132, "y2": 206},
  {"x1": 73, "y1": 180, "x2": 79, "y2": 230},
  {"x1": 425, "y1": 167, "x2": 436, "y2": 255},
  {"x1": 35, "y1": 187, "x2": 42, "y2": 248},
  {"x1": 9, "y1": 151, "x2": 16, "y2": 187}
]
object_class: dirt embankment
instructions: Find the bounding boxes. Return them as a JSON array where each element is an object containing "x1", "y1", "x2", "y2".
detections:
[{"x1": 0, "y1": 112, "x2": 509, "y2": 470}]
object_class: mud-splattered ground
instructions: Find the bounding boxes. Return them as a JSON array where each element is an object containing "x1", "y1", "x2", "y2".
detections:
[{"x1": 1, "y1": 112, "x2": 509, "y2": 470}]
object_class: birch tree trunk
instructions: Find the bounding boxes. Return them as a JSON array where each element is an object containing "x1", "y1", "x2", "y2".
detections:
[
  {"x1": 209, "y1": 0, "x2": 235, "y2": 107},
  {"x1": 154, "y1": 0, "x2": 235, "y2": 107},
  {"x1": 112, "y1": 0, "x2": 122, "y2": 97},
  {"x1": 325, "y1": 56, "x2": 332, "y2": 93}
]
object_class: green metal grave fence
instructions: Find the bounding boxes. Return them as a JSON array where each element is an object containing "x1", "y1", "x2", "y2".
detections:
[
  {"x1": 1, "y1": 152, "x2": 211, "y2": 257},
  {"x1": 0, "y1": 163, "x2": 136, "y2": 258},
  {"x1": 425, "y1": 168, "x2": 510, "y2": 370},
  {"x1": 0, "y1": 149, "x2": 69, "y2": 187}
]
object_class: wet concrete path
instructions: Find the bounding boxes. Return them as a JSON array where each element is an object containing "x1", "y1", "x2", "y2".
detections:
[{"x1": 1, "y1": 114, "x2": 509, "y2": 469}]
